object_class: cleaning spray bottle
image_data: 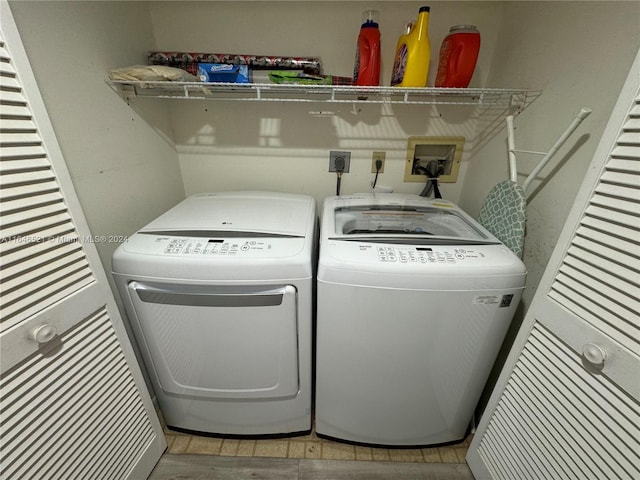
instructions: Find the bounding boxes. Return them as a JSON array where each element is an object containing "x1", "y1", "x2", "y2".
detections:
[
  {"x1": 354, "y1": 10, "x2": 381, "y2": 86},
  {"x1": 390, "y1": 6, "x2": 431, "y2": 87}
]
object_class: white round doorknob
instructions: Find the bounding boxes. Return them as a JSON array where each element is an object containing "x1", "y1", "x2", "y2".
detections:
[
  {"x1": 582, "y1": 343, "x2": 607, "y2": 366},
  {"x1": 31, "y1": 324, "x2": 58, "y2": 344}
]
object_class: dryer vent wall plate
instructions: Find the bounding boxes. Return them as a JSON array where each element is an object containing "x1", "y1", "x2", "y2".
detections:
[{"x1": 403, "y1": 137, "x2": 465, "y2": 183}]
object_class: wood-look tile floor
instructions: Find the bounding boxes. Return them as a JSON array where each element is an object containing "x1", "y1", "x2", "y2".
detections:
[
  {"x1": 151, "y1": 427, "x2": 475, "y2": 479},
  {"x1": 164, "y1": 427, "x2": 472, "y2": 464},
  {"x1": 149, "y1": 455, "x2": 476, "y2": 480},
  {"x1": 148, "y1": 428, "x2": 473, "y2": 480}
]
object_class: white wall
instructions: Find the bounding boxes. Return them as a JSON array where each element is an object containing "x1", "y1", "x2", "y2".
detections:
[
  {"x1": 150, "y1": 1, "x2": 507, "y2": 206},
  {"x1": 9, "y1": 0, "x2": 639, "y2": 320},
  {"x1": 460, "y1": 1, "x2": 640, "y2": 314},
  {"x1": 8, "y1": 0, "x2": 638, "y2": 424},
  {"x1": 8, "y1": 1, "x2": 185, "y2": 276},
  {"x1": 151, "y1": 0, "x2": 639, "y2": 317},
  {"x1": 462, "y1": 1, "x2": 639, "y2": 415}
]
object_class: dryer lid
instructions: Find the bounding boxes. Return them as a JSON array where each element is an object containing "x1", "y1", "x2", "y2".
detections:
[{"x1": 140, "y1": 191, "x2": 315, "y2": 237}]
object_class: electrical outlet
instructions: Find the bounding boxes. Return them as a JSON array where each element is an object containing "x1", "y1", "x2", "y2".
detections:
[
  {"x1": 329, "y1": 151, "x2": 351, "y2": 173},
  {"x1": 371, "y1": 151, "x2": 386, "y2": 173}
]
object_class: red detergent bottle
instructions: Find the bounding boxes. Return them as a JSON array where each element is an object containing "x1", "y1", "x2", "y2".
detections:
[
  {"x1": 354, "y1": 10, "x2": 381, "y2": 86},
  {"x1": 435, "y1": 25, "x2": 480, "y2": 88}
]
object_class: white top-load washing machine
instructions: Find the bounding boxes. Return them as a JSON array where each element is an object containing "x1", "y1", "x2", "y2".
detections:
[
  {"x1": 112, "y1": 191, "x2": 316, "y2": 436},
  {"x1": 315, "y1": 193, "x2": 526, "y2": 446}
]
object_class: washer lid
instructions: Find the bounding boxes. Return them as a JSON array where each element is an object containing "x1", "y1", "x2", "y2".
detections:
[
  {"x1": 326, "y1": 194, "x2": 497, "y2": 245},
  {"x1": 140, "y1": 191, "x2": 315, "y2": 238}
]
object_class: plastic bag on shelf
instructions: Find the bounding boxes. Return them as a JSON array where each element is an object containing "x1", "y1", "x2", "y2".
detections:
[{"x1": 108, "y1": 65, "x2": 199, "y2": 82}]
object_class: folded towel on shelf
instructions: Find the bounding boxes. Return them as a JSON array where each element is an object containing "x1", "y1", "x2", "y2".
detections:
[{"x1": 108, "y1": 65, "x2": 199, "y2": 82}]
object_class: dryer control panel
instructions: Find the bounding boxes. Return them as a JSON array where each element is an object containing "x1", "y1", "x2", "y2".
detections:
[
  {"x1": 122, "y1": 233, "x2": 306, "y2": 259},
  {"x1": 162, "y1": 238, "x2": 266, "y2": 256}
]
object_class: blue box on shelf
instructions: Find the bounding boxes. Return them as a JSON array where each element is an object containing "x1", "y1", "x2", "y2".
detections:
[{"x1": 198, "y1": 63, "x2": 249, "y2": 83}]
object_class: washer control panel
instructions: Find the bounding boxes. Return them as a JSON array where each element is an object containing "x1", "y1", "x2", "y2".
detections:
[
  {"x1": 376, "y1": 246, "x2": 472, "y2": 264},
  {"x1": 323, "y1": 240, "x2": 516, "y2": 270}
]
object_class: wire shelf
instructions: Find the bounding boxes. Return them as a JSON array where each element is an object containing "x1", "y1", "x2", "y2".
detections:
[{"x1": 107, "y1": 80, "x2": 541, "y2": 112}]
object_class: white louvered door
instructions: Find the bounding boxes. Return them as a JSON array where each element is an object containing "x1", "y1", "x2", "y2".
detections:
[
  {"x1": 0, "y1": 3, "x2": 165, "y2": 479},
  {"x1": 467, "y1": 49, "x2": 640, "y2": 480}
]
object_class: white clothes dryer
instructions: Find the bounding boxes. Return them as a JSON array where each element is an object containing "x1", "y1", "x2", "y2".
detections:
[
  {"x1": 112, "y1": 191, "x2": 316, "y2": 436},
  {"x1": 315, "y1": 193, "x2": 526, "y2": 446}
]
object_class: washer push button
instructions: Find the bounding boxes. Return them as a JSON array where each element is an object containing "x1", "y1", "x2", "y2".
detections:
[
  {"x1": 164, "y1": 238, "x2": 186, "y2": 254},
  {"x1": 378, "y1": 247, "x2": 396, "y2": 262}
]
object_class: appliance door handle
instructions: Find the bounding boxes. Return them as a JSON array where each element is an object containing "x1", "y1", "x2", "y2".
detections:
[{"x1": 130, "y1": 282, "x2": 288, "y2": 307}]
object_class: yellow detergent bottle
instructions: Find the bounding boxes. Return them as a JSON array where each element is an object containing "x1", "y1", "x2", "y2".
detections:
[{"x1": 390, "y1": 6, "x2": 431, "y2": 87}]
